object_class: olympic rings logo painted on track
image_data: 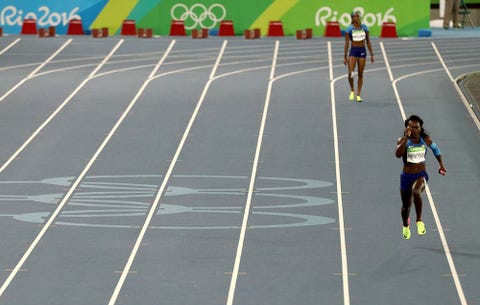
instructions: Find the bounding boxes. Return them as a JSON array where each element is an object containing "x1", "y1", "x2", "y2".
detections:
[
  {"x1": 170, "y1": 3, "x2": 227, "y2": 30},
  {"x1": 0, "y1": 175, "x2": 337, "y2": 230}
]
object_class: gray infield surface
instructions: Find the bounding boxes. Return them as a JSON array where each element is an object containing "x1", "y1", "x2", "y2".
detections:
[{"x1": 0, "y1": 33, "x2": 479, "y2": 305}]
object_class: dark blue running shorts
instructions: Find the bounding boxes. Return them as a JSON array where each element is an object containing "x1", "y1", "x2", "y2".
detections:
[
  {"x1": 349, "y1": 46, "x2": 367, "y2": 58},
  {"x1": 400, "y1": 171, "x2": 429, "y2": 191}
]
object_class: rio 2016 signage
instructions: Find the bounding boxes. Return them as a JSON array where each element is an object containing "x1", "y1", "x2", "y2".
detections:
[
  {"x1": 1, "y1": 5, "x2": 82, "y2": 28},
  {"x1": 0, "y1": 0, "x2": 429, "y2": 36},
  {"x1": 0, "y1": 0, "x2": 102, "y2": 34},
  {"x1": 315, "y1": 7, "x2": 397, "y2": 28}
]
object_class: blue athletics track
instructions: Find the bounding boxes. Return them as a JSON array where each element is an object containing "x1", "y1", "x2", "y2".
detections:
[{"x1": 0, "y1": 30, "x2": 479, "y2": 305}]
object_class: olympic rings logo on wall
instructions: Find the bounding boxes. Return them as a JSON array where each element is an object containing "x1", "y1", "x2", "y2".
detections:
[{"x1": 170, "y1": 3, "x2": 227, "y2": 30}]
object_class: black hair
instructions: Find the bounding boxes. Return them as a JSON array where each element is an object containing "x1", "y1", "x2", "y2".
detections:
[
  {"x1": 351, "y1": 11, "x2": 361, "y2": 18},
  {"x1": 350, "y1": 11, "x2": 360, "y2": 24},
  {"x1": 405, "y1": 114, "x2": 429, "y2": 137}
]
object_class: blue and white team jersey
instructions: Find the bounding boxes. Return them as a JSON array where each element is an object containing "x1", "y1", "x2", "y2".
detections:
[
  {"x1": 345, "y1": 24, "x2": 369, "y2": 41},
  {"x1": 401, "y1": 136, "x2": 442, "y2": 165},
  {"x1": 405, "y1": 138, "x2": 427, "y2": 164}
]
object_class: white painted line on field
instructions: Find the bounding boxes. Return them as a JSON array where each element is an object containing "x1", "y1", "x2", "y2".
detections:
[
  {"x1": 0, "y1": 38, "x2": 21, "y2": 56},
  {"x1": 453, "y1": 73, "x2": 480, "y2": 131},
  {"x1": 107, "y1": 40, "x2": 226, "y2": 305},
  {"x1": 328, "y1": 41, "x2": 334, "y2": 81},
  {"x1": 382, "y1": 41, "x2": 468, "y2": 305},
  {"x1": 0, "y1": 40, "x2": 123, "y2": 297},
  {"x1": 425, "y1": 184, "x2": 468, "y2": 305},
  {"x1": 221, "y1": 40, "x2": 330, "y2": 305},
  {"x1": 0, "y1": 39, "x2": 126, "y2": 297},
  {"x1": 0, "y1": 39, "x2": 72, "y2": 103},
  {"x1": 431, "y1": 42, "x2": 471, "y2": 305},
  {"x1": 226, "y1": 40, "x2": 279, "y2": 305},
  {"x1": 0, "y1": 40, "x2": 125, "y2": 175},
  {"x1": 431, "y1": 42, "x2": 455, "y2": 83},
  {"x1": 329, "y1": 41, "x2": 350, "y2": 305},
  {"x1": 431, "y1": 43, "x2": 480, "y2": 131},
  {"x1": 380, "y1": 42, "x2": 406, "y2": 120}
]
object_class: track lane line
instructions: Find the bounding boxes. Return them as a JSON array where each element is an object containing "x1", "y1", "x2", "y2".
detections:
[
  {"x1": 0, "y1": 39, "x2": 72, "y2": 103},
  {"x1": 0, "y1": 40, "x2": 124, "y2": 175},
  {"x1": 223, "y1": 40, "x2": 328, "y2": 305},
  {"x1": 381, "y1": 41, "x2": 468, "y2": 305},
  {"x1": 226, "y1": 40, "x2": 279, "y2": 305},
  {"x1": 431, "y1": 42, "x2": 480, "y2": 130},
  {"x1": 0, "y1": 39, "x2": 175, "y2": 300},
  {"x1": 329, "y1": 41, "x2": 350, "y2": 305},
  {"x1": 0, "y1": 39, "x2": 126, "y2": 298},
  {"x1": 431, "y1": 42, "x2": 455, "y2": 83},
  {"x1": 107, "y1": 40, "x2": 226, "y2": 305},
  {"x1": 380, "y1": 42, "x2": 406, "y2": 119},
  {"x1": 431, "y1": 41, "x2": 472, "y2": 305},
  {"x1": 452, "y1": 73, "x2": 480, "y2": 130},
  {"x1": 220, "y1": 41, "x2": 343, "y2": 305},
  {"x1": 0, "y1": 38, "x2": 20, "y2": 56}
]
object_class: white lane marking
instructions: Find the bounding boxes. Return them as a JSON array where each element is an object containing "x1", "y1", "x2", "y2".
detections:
[
  {"x1": 431, "y1": 42, "x2": 455, "y2": 83},
  {"x1": 380, "y1": 42, "x2": 406, "y2": 119},
  {"x1": 382, "y1": 41, "x2": 468, "y2": 305},
  {"x1": 432, "y1": 43, "x2": 480, "y2": 130},
  {"x1": 0, "y1": 40, "x2": 125, "y2": 175},
  {"x1": 0, "y1": 39, "x2": 127, "y2": 298},
  {"x1": 107, "y1": 40, "x2": 227, "y2": 305},
  {"x1": 453, "y1": 73, "x2": 480, "y2": 130},
  {"x1": 425, "y1": 185, "x2": 468, "y2": 305},
  {"x1": 431, "y1": 42, "x2": 471, "y2": 305},
  {"x1": 392, "y1": 64, "x2": 480, "y2": 84},
  {"x1": 1, "y1": 40, "x2": 318, "y2": 80},
  {"x1": 328, "y1": 41, "x2": 334, "y2": 81},
  {"x1": 329, "y1": 41, "x2": 350, "y2": 305},
  {"x1": 0, "y1": 55, "x2": 160, "y2": 72},
  {"x1": 0, "y1": 42, "x2": 280, "y2": 178},
  {"x1": 35, "y1": 59, "x2": 480, "y2": 92},
  {"x1": 226, "y1": 40, "x2": 279, "y2": 305},
  {"x1": 0, "y1": 38, "x2": 20, "y2": 56},
  {"x1": 0, "y1": 39, "x2": 72, "y2": 103}
]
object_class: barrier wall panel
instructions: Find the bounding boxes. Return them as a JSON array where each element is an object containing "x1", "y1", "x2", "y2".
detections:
[{"x1": 0, "y1": 0, "x2": 429, "y2": 36}]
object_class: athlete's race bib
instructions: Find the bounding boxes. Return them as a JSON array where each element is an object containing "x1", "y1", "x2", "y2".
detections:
[
  {"x1": 352, "y1": 29, "x2": 366, "y2": 41},
  {"x1": 406, "y1": 146, "x2": 426, "y2": 163}
]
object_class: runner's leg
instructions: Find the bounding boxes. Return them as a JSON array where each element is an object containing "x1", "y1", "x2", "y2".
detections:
[
  {"x1": 357, "y1": 57, "x2": 366, "y2": 97},
  {"x1": 412, "y1": 177, "x2": 426, "y2": 221},
  {"x1": 400, "y1": 189, "x2": 412, "y2": 227},
  {"x1": 348, "y1": 56, "x2": 356, "y2": 92}
]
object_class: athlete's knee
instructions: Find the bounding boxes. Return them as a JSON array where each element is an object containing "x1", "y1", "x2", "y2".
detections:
[{"x1": 358, "y1": 72, "x2": 364, "y2": 79}]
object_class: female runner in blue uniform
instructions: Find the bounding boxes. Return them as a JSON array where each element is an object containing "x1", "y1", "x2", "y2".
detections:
[
  {"x1": 344, "y1": 11, "x2": 374, "y2": 102},
  {"x1": 395, "y1": 115, "x2": 446, "y2": 239}
]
